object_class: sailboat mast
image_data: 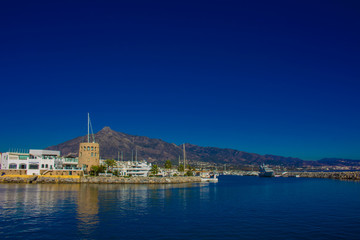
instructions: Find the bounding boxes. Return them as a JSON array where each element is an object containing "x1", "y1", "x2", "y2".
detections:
[
  {"x1": 183, "y1": 143, "x2": 186, "y2": 172},
  {"x1": 87, "y1": 113, "x2": 90, "y2": 143}
]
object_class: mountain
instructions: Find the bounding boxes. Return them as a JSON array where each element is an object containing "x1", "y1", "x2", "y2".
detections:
[{"x1": 46, "y1": 127, "x2": 359, "y2": 167}]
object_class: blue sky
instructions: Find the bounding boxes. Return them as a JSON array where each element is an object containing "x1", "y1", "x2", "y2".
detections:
[{"x1": 1, "y1": 0, "x2": 360, "y2": 160}]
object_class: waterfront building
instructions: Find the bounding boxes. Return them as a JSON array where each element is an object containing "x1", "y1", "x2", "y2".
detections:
[{"x1": 0, "y1": 149, "x2": 80, "y2": 175}]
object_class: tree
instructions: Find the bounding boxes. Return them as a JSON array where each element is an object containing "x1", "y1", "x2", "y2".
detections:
[
  {"x1": 178, "y1": 164, "x2": 184, "y2": 172},
  {"x1": 90, "y1": 165, "x2": 106, "y2": 176},
  {"x1": 185, "y1": 170, "x2": 193, "y2": 176},
  {"x1": 90, "y1": 165, "x2": 99, "y2": 176},
  {"x1": 164, "y1": 160, "x2": 172, "y2": 169},
  {"x1": 187, "y1": 165, "x2": 195, "y2": 171},
  {"x1": 105, "y1": 159, "x2": 117, "y2": 171},
  {"x1": 113, "y1": 170, "x2": 119, "y2": 177},
  {"x1": 150, "y1": 164, "x2": 159, "y2": 175}
]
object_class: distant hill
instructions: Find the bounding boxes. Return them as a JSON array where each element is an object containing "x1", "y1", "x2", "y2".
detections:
[
  {"x1": 46, "y1": 127, "x2": 359, "y2": 167},
  {"x1": 317, "y1": 158, "x2": 360, "y2": 166}
]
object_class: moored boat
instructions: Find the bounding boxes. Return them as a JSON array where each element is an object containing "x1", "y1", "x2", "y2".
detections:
[
  {"x1": 201, "y1": 172, "x2": 219, "y2": 182},
  {"x1": 259, "y1": 164, "x2": 275, "y2": 177}
]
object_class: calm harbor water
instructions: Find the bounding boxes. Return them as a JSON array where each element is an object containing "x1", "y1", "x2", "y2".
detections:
[{"x1": 1, "y1": 176, "x2": 360, "y2": 240}]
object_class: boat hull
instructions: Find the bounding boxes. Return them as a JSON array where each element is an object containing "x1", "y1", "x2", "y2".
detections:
[
  {"x1": 201, "y1": 178, "x2": 219, "y2": 182},
  {"x1": 259, "y1": 172, "x2": 274, "y2": 177}
]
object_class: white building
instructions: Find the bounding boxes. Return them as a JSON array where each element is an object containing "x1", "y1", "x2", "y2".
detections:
[{"x1": 0, "y1": 149, "x2": 79, "y2": 175}]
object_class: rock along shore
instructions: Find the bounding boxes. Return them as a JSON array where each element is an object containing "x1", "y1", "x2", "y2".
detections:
[
  {"x1": 0, "y1": 176, "x2": 202, "y2": 184},
  {"x1": 286, "y1": 171, "x2": 360, "y2": 181}
]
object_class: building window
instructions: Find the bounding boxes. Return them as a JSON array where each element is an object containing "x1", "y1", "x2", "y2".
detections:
[
  {"x1": 84, "y1": 146, "x2": 86, "y2": 150},
  {"x1": 91, "y1": 152, "x2": 93, "y2": 157},
  {"x1": 91, "y1": 147, "x2": 93, "y2": 151},
  {"x1": 87, "y1": 147, "x2": 90, "y2": 151},
  {"x1": 95, "y1": 147, "x2": 96, "y2": 151},
  {"x1": 95, "y1": 153, "x2": 96, "y2": 157},
  {"x1": 19, "y1": 164, "x2": 27, "y2": 169},
  {"x1": 41, "y1": 164, "x2": 44, "y2": 168},
  {"x1": 29, "y1": 164, "x2": 39, "y2": 169},
  {"x1": 45, "y1": 164, "x2": 48, "y2": 168},
  {"x1": 50, "y1": 165, "x2": 53, "y2": 169},
  {"x1": 9, "y1": 163, "x2": 17, "y2": 169},
  {"x1": 80, "y1": 152, "x2": 82, "y2": 156}
]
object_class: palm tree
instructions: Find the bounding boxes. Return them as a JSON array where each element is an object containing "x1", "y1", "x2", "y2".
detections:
[
  {"x1": 185, "y1": 170, "x2": 193, "y2": 176},
  {"x1": 164, "y1": 160, "x2": 172, "y2": 169},
  {"x1": 105, "y1": 159, "x2": 117, "y2": 171},
  {"x1": 150, "y1": 164, "x2": 159, "y2": 175},
  {"x1": 178, "y1": 164, "x2": 184, "y2": 172}
]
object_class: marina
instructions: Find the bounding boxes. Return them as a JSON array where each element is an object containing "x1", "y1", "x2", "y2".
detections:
[{"x1": 0, "y1": 114, "x2": 218, "y2": 181}]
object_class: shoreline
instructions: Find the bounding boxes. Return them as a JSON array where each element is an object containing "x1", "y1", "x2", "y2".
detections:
[{"x1": 0, "y1": 176, "x2": 202, "y2": 184}]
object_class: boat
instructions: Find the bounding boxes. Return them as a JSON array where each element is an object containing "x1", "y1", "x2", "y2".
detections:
[
  {"x1": 111, "y1": 160, "x2": 152, "y2": 177},
  {"x1": 258, "y1": 164, "x2": 275, "y2": 177},
  {"x1": 200, "y1": 172, "x2": 219, "y2": 182}
]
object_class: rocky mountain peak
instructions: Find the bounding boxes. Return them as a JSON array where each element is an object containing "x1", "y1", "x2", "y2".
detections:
[{"x1": 99, "y1": 126, "x2": 112, "y2": 132}]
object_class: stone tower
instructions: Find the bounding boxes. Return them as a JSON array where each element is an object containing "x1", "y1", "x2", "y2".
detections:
[
  {"x1": 78, "y1": 142, "x2": 99, "y2": 172},
  {"x1": 78, "y1": 113, "x2": 100, "y2": 172}
]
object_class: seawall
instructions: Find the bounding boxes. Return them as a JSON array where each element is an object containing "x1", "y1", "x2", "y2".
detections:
[
  {"x1": 0, "y1": 176, "x2": 202, "y2": 184},
  {"x1": 287, "y1": 171, "x2": 360, "y2": 181}
]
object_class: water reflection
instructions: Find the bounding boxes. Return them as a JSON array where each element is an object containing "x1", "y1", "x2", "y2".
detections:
[
  {"x1": 0, "y1": 182, "x2": 209, "y2": 239},
  {"x1": 76, "y1": 185, "x2": 99, "y2": 238}
]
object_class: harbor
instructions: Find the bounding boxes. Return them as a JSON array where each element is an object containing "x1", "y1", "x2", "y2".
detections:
[{"x1": 0, "y1": 114, "x2": 217, "y2": 183}]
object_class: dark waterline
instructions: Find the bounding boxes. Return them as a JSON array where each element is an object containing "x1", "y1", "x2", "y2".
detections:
[{"x1": 1, "y1": 176, "x2": 360, "y2": 240}]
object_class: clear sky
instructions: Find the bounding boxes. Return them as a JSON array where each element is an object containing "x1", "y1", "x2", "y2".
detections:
[{"x1": 1, "y1": 0, "x2": 360, "y2": 160}]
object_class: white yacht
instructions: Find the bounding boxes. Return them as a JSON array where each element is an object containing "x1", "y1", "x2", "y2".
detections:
[
  {"x1": 113, "y1": 161, "x2": 152, "y2": 177},
  {"x1": 199, "y1": 172, "x2": 219, "y2": 183}
]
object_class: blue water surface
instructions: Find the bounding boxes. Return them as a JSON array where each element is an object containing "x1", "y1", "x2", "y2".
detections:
[{"x1": 1, "y1": 176, "x2": 360, "y2": 240}]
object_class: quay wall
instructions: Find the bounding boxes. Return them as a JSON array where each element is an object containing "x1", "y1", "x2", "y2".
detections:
[
  {"x1": 0, "y1": 170, "x2": 27, "y2": 175},
  {"x1": 40, "y1": 170, "x2": 83, "y2": 176},
  {"x1": 0, "y1": 176, "x2": 202, "y2": 184},
  {"x1": 0, "y1": 169, "x2": 83, "y2": 176}
]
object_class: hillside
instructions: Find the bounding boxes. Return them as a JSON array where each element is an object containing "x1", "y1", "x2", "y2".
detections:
[{"x1": 46, "y1": 127, "x2": 359, "y2": 167}]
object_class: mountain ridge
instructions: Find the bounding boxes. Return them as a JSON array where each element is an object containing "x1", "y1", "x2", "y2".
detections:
[{"x1": 46, "y1": 126, "x2": 360, "y2": 167}]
